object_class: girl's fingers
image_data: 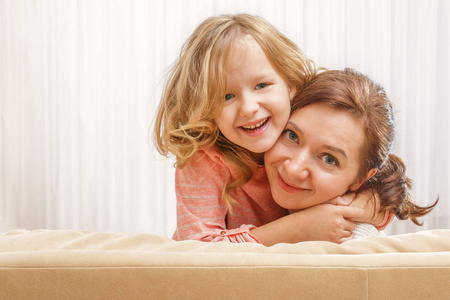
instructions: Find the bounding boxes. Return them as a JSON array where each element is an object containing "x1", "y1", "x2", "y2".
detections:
[
  {"x1": 339, "y1": 206, "x2": 364, "y2": 219},
  {"x1": 339, "y1": 232, "x2": 355, "y2": 244},
  {"x1": 325, "y1": 196, "x2": 349, "y2": 206},
  {"x1": 343, "y1": 219, "x2": 356, "y2": 232}
]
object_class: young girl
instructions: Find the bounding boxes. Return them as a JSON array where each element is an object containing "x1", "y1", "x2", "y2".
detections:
[
  {"x1": 154, "y1": 14, "x2": 378, "y2": 245},
  {"x1": 264, "y1": 68, "x2": 438, "y2": 239}
]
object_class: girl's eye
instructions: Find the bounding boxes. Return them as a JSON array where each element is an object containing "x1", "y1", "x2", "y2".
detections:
[
  {"x1": 322, "y1": 154, "x2": 338, "y2": 166},
  {"x1": 283, "y1": 129, "x2": 298, "y2": 142},
  {"x1": 255, "y1": 83, "x2": 268, "y2": 90},
  {"x1": 225, "y1": 94, "x2": 234, "y2": 101}
]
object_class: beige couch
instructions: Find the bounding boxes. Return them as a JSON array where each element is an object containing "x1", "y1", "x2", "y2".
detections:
[{"x1": 1, "y1": 229, "x2": 450, "y2": 299}]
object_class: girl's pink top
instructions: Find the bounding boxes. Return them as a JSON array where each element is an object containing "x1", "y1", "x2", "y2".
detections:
[{"x1": 173, "y1": 146, "x2": 288, "y2": 243}]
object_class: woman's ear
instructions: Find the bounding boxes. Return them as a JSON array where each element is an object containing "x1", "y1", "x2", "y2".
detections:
[
  {"x1": 374, "y1": 211, "x2": 395, "y2": 230},
  {"x1": 349, "y1": 168, "x2": 378, "y2": 191},
  {"x1": 366, "y1": 168, "x2": 378, "y2": 180}
]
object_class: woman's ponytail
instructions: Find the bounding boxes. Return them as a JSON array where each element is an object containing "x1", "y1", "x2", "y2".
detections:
[{"x1": 368, "y1": 154, "x2": 438, "y2": 225}]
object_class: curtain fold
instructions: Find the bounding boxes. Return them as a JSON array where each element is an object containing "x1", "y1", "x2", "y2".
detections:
[{"x1": 1, "y1": 0, "x2": 449, "y2": 237}]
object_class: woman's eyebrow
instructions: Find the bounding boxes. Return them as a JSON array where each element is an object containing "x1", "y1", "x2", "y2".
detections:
[
  {"x1": 287, "y1": 121, "x2": 348, "y2": 159},
  {"x1": 323, "y1": 145, "x2": 348, "y2": 160},
  {"x1": 287, "y1": 121, "x2": 302, "y2": 133}
]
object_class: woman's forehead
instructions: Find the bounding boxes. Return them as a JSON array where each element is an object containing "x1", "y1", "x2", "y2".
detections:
[{"x1": 290, "y1": 103, "x2": 364, "y2": 158}]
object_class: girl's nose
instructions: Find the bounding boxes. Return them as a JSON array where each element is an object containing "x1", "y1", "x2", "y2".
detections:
[{"x1": 239, "y1": 93, "x2": 259, "y2": 117}]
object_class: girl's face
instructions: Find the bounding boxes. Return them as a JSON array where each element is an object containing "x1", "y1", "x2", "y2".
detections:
[
  {"x1": 215, "y1": 35, "x2": 293, "y2": 155},
  {"x1": 265, "y1": 103, "x2": 370, "y2": 211}
]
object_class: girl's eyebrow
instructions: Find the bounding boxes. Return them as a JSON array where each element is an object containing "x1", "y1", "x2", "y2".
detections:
[
  {"x1": 253, "y1": 71, "x2": 275, "y2": 81},
  {"x1": 286, "y1": 121, "x2": 348, "y2": 160}
]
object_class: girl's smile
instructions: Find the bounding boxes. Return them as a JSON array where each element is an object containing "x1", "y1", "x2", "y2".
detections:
[
  {"x1": 239, "y1": 117, "x2": 270, "y2": 135},
  {"x1": 240, "y1": 116, "x2": 269, "y2": 131}
]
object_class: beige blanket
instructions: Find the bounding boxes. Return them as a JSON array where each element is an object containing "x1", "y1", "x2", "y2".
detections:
[{"x1": 1, "y1": 229, "x2": 449, "y2": 299}]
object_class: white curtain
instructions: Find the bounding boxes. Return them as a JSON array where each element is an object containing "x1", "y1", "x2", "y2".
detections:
[{"x1": 1, "y1": 0, "x2": 449, "y2": 237}]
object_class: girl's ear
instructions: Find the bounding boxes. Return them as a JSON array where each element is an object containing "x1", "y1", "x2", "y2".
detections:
[{"x1": 349, "y1": 168, "x2": 378, "y2": 191}]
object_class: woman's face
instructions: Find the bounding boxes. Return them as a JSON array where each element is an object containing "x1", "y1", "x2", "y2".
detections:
[{"x1": 265, "y1": 102, "x2": 368, "y2": 211}]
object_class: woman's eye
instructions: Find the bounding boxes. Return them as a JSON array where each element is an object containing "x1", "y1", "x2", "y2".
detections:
[
  {"x1": 322, "y1": 154, "x2": 338, "y2": 166},
  {"x1": 255, "y1": 83, "x2": 268, "y2": 90},
  {"x1": 225, "y1": 94, "x2": 234, "y2": 101},
  {"x1": 283, "y1": 129, "x2": 298, "y2": 142}
]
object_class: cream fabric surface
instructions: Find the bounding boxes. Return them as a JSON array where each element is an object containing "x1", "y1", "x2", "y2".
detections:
[
  {"x1": 2, "y1": 229, "x2": 449, "y2": 254},
  {"x1": 1, "y1": 230, "x2": 450, "y2": 299}
]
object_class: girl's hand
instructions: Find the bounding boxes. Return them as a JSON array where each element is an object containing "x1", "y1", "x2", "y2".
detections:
[
  {"x1": 290, "y1": 203, "x2": 363, "y2": 244},
  {"x1": 333, "y1": 191, "x2": 386, "y2": 225},
  {"x1": 250, "y1": 203, "x2": 364, "y2": 246},
  {"x1": 325, "y1": 195, "x2": 353, "y2": 206}
]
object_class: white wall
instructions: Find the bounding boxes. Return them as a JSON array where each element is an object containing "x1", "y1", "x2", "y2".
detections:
[{"x1": 1, "y1": 0, "x2": 449, "y2": 237}]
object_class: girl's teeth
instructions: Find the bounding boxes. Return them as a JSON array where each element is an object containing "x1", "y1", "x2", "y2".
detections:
[{"x1": 243, "y1": 118, "x2": 267, "y2": 130}]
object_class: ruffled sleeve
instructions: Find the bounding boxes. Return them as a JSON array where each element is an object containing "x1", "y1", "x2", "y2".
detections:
[{"x1": 211, "y1": 225, "x2": 261, "y2": 243}]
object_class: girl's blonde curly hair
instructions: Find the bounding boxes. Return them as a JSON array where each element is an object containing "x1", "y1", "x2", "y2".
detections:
[{"x1": 153, "y1": 14, "x2": 318, "y2": 207}]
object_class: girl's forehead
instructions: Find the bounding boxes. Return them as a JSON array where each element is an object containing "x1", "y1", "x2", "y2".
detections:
[
  {"x1": 228, "y1": 35, "x2": 255, "y2": 53},
  {"x1": 227, "y1": 35, "x2": 264, "y2": 61}
]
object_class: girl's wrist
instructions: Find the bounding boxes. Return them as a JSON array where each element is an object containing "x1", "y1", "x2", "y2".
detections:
[{"x1": 249, "y1": 213, "x2": 305, "y2": 246}]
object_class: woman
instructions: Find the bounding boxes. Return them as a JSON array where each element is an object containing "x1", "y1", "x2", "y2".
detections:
[{"x1": 265, "y1": 68, "x2": 438, "y2": 238}]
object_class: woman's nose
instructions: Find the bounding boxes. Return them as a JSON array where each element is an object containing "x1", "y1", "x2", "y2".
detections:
[
  {"x1": 284, "y1": 151, "x2": 310, "y2": 181},
  {"x1": 239, "y1": 93, "x2": 259, "y2": 117}
]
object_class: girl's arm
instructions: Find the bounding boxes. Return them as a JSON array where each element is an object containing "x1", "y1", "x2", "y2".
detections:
[
  {"x1": 175, "y1": 148, "x2": 368, "y2": 245},
  {"x1": 250, "y1": 190, "x2": 388, "y2": 246},
  {"x1": 249, "y1": 204, "x2": 364, "y2": 246},
  {"x1": 174, "y1": 150, "x2": 261, "y2": 243}
]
